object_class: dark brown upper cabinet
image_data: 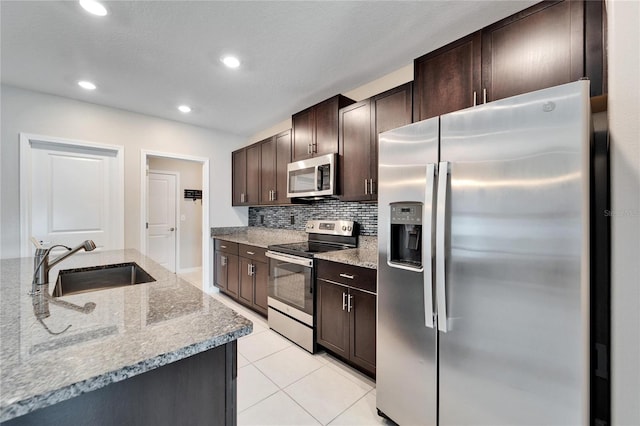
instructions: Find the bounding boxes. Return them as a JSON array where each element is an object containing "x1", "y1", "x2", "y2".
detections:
[
  {"x1": 414, "y1": 32, "x2": 481, "y2": 122},
  {"x1": 232, "y1": 143, "x2": 260, "y2": 206},
  {"x1": 259, "y1": 129, "x2": 292, "y2": 205},
  {"x1": 292, "y1": 95, "x2": 355, "y2": 161},
  {"x1": 414, "y1": 0, "x2": 604, "y2": 122},
  {"x1": 233, "y1": 129, "x2": 291, "y2": 207},
  {"x1": 339, "y1": 83, "x2": 412, "y2": 202},
  {"x1": 481, "y1": 0, "x2": 584, "y2": 103}
]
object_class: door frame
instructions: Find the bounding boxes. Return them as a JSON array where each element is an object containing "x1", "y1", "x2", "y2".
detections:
[
  {"x1": 140, "y1": 150, "x2": 210, "y2": 292},
  {"x1": 19, "y1": 133, "x2": 125, "y2": 257},
  {"x1": 147, "y1": 169, "x2": 180, "y2": 273}
]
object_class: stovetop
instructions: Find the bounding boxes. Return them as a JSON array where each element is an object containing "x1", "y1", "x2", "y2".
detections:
[{"x1": 267, "y1": 241, "x2": 354, "y2": 259}]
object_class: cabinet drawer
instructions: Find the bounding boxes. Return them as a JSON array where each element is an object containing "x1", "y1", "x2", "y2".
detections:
[
  {"x1": 215, "y1": 239, "x2": 238, "y2": 255},
  {"x1": 239, "y1": 244, "x2": 267, "y2": 263},
  {"x1": 316, "y1": 260, "x2": 376, "y2": 294}
]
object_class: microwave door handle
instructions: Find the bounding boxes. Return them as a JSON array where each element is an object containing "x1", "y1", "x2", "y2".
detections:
[{"x1": 316, "y1": 166, "x2": 322, "y2": 191}]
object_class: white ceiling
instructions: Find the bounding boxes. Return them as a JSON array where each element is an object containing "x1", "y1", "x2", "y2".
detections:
[{"x1": 1, "y1": 1, "x2": 538, "y2": 138}]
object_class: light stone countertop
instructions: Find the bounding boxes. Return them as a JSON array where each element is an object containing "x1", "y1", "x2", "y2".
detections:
[
  {"x1": 0, "y1": 249, "x2": 252, "y2": 422},
  {"x1": 211, "y1": 227, "x2": 308, "y2": 249},
  {"x1": 212, "y1": 227, "x2": 378, "y2": 269},
  {"x1": 314, "y1": 236, "x2": 378, "y2": 269}
]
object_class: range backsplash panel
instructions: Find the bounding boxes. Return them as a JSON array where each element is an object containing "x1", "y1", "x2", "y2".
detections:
[{"x1": 248, "y1": 199, "x2": 378, "y2": 236}]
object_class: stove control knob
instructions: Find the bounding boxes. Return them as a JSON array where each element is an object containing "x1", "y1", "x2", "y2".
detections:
[
  {"x1": 342, "y1": 225, "x2": 347, "y2": 231},
  {"x1": 308, "y1": 224, "x2": 314, "y2": 229},
  {"x1": 348, "y1": 226, "x2": 352, "y2": 231}
]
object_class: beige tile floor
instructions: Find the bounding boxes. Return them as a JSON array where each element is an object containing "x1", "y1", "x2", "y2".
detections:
[{"x1": 178, "y1": 271, "x2": 392, "y2": 425}]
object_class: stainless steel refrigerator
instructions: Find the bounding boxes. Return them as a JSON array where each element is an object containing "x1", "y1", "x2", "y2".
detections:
[{"x1": 377, "y1": 81, "x2": 591, "y2": 425}]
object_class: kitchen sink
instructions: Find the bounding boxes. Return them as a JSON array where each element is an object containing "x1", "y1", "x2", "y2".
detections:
[{"x1": 52, "y1": 262, "x2": 156, "y2": 297}]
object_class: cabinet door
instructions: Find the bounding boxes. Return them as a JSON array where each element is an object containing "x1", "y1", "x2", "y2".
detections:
[
  {"x1": 274, "y1": 129, "x2": 291, "y2": 204},
  {"x1": 371, "y1": 82, "x2": 413, "y2": 198},
  {"x1": 239, "y1": 258, "x2": 254, "y2": 306},
  {"x1": 292, "y1": 107, "x2": 315, "y2": 161},
  {"x1": 481, "y1": 0, "x2": 584, "y2": 102},
  {"x1": 260, "y1": 137, "x2": 276, "y2": 205},
  {"x1": 232, "y1": 149, "x2": 246, "y2": 206},
  {"x1": 314, "y1": 97, "x2": 340, "y2": 157},
  {"x1": 226, "y1": 254, "x2": 239, "y2": 297},
  {"x1": 349, "y1": 288, "x2": 377, "y2": 375},
  {"x1": 252, "y1": 260, "x2": 268, "y2": 316},
  {"x1": 414, "y1": 32, "x2": 481, "y2": 122},
  {"x1": 214, "y1": 251, "x2": 228, "y2": 292},
  {"x1": 245, "y1": 144, "x2": 261, "y2": 205},
  {"x1": 317, "y1": 280, "x2": 349, "y2": 358},
  {"x1": 339, "y1": 100, "x2": 372, "y2": 202}
]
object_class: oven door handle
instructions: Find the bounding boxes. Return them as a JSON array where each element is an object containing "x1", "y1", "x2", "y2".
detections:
[{"x1": 266, "y1": 251, "x2": 313, "y2": 268}]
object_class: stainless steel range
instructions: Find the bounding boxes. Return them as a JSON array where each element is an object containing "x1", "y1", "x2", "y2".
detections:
[{"x1": 266, "y1": 220, "x2": 358, "y2": 353}]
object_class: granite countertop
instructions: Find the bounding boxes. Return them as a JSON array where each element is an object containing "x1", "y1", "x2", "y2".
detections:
[
  {"x1": 211, "y1": 227, "x2": 308, "y2": 249},
  {"x1": 0, "y1": 249, "x2": 252, "y2": 422},
  {"x1": 212, "y1": 227, "x2": 378, "y2": 269},
  {"x1": 314, "y1": 236, "x2": 378, "y2": 269}
]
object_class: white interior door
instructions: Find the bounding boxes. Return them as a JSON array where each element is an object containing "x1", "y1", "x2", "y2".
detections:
[
  {"x1": 29, "y1": 140, "x2": 122, "y2": 253},
  {"x1": 147, "y1": 172, "x2": 177, "y2": 272}
]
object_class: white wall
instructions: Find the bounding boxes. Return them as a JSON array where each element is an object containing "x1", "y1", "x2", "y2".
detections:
[
  {"x1": 246, "y1": 64, "x2": 414, "y2": 145},
  {"x1": 148, "y1": 157, "x2": 203, "y2": 271},
  {"x1": 607, "y1": 0, "x2": 640, "y2": 424},
  {"x1": 0, "y1": 84, "x2": 247, "y2": 259}
]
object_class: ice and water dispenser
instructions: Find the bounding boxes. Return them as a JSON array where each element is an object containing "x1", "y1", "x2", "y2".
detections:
[{"x1": 389, "y1": 202, "x2": 423, "y2": 269}]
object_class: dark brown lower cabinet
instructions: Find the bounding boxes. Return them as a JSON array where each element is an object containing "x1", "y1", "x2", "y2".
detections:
[
  {"x1": 215, "y1": 251, "x2": 239, "y2": 298},
  {"x1": 317, "y1": 276, "x2": 376, "y2": 376},
  {"x1": 214, "y1": 239, "x2": 267, "y2": 317}
]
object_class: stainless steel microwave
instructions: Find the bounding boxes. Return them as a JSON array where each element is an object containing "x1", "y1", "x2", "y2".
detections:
[{"x1": 286, "y1": 153, "x2": 336, "y2": 199}]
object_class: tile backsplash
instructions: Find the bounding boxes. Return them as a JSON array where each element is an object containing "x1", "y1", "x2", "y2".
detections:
[{"x1": 248, "y1": 199, "x2": 378, "y2": 236}]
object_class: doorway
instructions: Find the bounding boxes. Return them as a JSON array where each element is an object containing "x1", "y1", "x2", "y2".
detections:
[{"x1": 140, "y1": 150, "x2": 210, "y2": 292}]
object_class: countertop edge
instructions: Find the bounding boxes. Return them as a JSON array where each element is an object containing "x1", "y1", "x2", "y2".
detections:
[{"x1": 0, "y1": 323, "x2": 252, "y2": 422}]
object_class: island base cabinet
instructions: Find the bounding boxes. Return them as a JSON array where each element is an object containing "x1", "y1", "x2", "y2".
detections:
[{"x1": 5, "y1": 341, "x2": 238, "y2": 426}]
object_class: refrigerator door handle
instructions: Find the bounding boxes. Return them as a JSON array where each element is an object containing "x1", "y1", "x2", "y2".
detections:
[
  {"x1": 423, "y1": 163, "x2": 436, "y2": 328},
  {"x1": 436, "y1": 161, "x2": 449, "y2": 333}
]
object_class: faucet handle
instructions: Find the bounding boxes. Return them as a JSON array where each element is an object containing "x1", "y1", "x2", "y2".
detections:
[{"x1": 30, "y1": 237, "x2": 44, "y2": 250}]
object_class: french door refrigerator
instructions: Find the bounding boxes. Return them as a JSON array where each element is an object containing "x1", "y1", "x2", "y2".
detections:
[{"x1": 377, "y1": 81, "x2": 591, "y2": 425}]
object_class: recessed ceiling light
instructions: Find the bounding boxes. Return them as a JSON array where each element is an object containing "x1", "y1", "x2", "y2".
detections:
[
  {"x1": 221, "y1": 56, "x2": 241, "y2": 69},
  {"x1": 78, "y1": 80, "x2": 97, "y2": 90},
  {"x1": 79, "y1": 0, "x2": 108, "y2": 16},
  {"x1": 178, "y1": 105, "x2": 192, "y2": 113}
]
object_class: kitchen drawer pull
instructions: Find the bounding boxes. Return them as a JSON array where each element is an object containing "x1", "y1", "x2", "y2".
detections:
[
  {"x1": 246, "y1": 251, "x2": 255, "y2": 255},
  {"x1": 339, "y1": 273, "x2": 354, "y2": 280},
  {"x1": 342, "y1": 292, "x2": 347, "y2": 311},
  {"x1": 220, "y1": 245, "x2": 227, "y2": 249}
]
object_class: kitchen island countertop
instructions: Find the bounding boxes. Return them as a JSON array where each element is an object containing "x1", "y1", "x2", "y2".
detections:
[{"x1": 0, "y1": 249, "x2": 252, "y2": 422}]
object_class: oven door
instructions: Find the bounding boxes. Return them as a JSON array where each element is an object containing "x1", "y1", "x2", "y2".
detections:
[{"x1": 266, "y1": 251, "x2": 314, "y2": 326}]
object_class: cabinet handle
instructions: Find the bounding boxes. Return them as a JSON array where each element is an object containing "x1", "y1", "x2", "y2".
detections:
[
  {"x1": 240, "y1": 193, "x2": 245, "y2": 203},
  {"x1": 221, "y1": 255, "x2": 227, "y2": 266},
  {"x1": 248, "y1": 263, "x2": 255, "y2": 276},
  {"x1": 364, "y1": 179, "x2": 368, "y2": 195},
  {"x1": 246, "y1": 251, "x2": 255, "y2": 255},
  {"x1": 339, "y1": 273, "x2": 354, "y2": 280},
  {"x1": 220, "y1": 245, "x2": 227, "y2": 249},
  {"x1": 312, "y1": 143, "x2": 317, "y2": 153},
  {"x1": 307, "y1": 144, "x2": 311, "y2": 155},
  {"x1": 369, "y1": 179, "x2": 374, "y2": 195},
  {"x1": 342, "y1": 292, "x2": 347, "y2": 311},
  {"x1": 483, "y1": 88, "x2": 487, "y2": 104},
  {"x1": 272, "y1": 190, "x2": 276, "y2": 201},
  {"x1": 473, "y1": 91, "x2": 477, "y2": 107},
  {"x1": 347, "y1": 294, "x2": 353, "y2": 313}
]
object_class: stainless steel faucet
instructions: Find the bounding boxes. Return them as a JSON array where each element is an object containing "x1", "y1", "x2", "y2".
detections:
[{"x1": 31, "y1": 240, "x2": 97, "y2": 294}]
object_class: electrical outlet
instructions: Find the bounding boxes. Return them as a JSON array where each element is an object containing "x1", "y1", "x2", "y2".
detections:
[
  {"x1": 260, "y1": 215, "x2": 264, "y2": 224},
  {"x1": 290, "y1": 215, "x2": 295, "y2": 225}
]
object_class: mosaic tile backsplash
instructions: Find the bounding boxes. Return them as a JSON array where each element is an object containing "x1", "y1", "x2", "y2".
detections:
[{"x1": 248, "y1": 199, "x2": 378, "y2": 236}]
